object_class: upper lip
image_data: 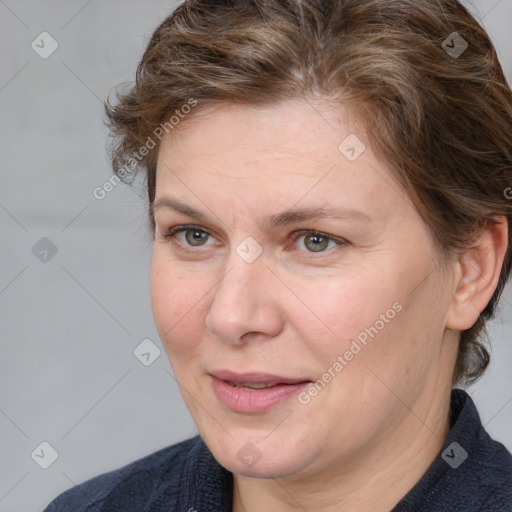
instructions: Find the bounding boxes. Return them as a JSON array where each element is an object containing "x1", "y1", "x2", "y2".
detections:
[{"x1": 210, "y1": 369, "x2": 312, "y2": 385}]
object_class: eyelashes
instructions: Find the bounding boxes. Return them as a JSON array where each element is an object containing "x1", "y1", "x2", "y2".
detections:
[
  {"x1": 158, "y1": 224, "x2": 348, "y2": 255},
  {"x1": 159, "y1": 225, "x2": 216, "y2": 248}
]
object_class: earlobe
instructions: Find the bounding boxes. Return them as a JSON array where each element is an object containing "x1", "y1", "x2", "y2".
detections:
[{"x1": 446, "y1": 217, "x2": 508, "y2": 331}]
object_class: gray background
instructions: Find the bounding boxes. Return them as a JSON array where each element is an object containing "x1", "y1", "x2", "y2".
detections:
[{"x1": 1, "y1": 1, "x2": 511, "y2": 510}]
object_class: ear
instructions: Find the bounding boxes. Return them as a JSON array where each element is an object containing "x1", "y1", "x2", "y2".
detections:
[{"x1": 446, "y1": 217, "x2": 508, "y2": 331}]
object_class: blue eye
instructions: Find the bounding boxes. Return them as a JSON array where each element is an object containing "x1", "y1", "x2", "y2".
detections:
[
  {"x1": 182, "y1": 228, "x2": 211, "y2": 246},
  {"x1": 161, "y1": 225, "x2": 215, "y2": 247},
  {"x1": 159, "y1": 225, "x2": 346, "y2": 254},
  {"x1": 293, "y1": 231, "x2": 343, "y2": 253}
]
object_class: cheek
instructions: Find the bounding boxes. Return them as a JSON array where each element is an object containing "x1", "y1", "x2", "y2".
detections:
[
  {"x1": 293, "y1": 272, "x2": 423, "y2": 403},
  {"x1": 293, "y1": 275, "x2": 396, "y2": 357},
  {"x1": 150, "y1": 257, "x2": 207, "y2": 358}
]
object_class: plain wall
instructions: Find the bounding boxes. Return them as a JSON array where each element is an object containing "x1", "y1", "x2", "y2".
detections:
[{"x1": 1, "y1": 1, "x2": 511, "y2": 510}]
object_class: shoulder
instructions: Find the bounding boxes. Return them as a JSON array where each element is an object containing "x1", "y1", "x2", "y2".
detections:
[
  {"x1": 43, "y1": 436, "x2": 204, "y2": 512},
  {"x1": 470, "y1": 420, "x2": 512, "y2": 509},
  {"x1": 453, "y1": 389, "x2": 512, "y2": 484},
  {"x1": 394, "y1": 389, "x2": 512, "y2": 511},
  {"x1": 438, "y1": 390, "x2": 512, "y2": 508}
]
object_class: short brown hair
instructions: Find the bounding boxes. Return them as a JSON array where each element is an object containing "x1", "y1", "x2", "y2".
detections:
[{"x1": 105, "y1": 0, "x2": 512, "y2": 386}]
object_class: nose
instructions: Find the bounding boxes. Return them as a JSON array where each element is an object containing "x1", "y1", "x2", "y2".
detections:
[{"x1": 204, "y1": 250, "x2": 284, "y2": 345}]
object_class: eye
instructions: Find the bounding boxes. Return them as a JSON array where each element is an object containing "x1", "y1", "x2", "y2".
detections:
[
  {"x1": 158, "y1": 225, "x2": 346, "y2": 255},
  {"x1": 292, "y1": 230, "x2": 345, "y2": 253},
  {"x1": 159, "y1": 225, "x2": 216, "y2": 248}
]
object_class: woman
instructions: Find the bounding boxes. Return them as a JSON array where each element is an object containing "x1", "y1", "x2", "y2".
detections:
[{"x1": 44, "y1": 0, "x2": 512, "y2": 510}]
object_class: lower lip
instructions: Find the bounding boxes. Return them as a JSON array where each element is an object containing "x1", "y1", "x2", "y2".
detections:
[{"x1": 211, "y1": 376, "x2": 310, "y2": 413}]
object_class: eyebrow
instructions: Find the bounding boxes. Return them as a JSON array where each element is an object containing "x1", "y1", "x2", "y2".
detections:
[{"x1": 151, "y1": 197, "x2": 373, "y2": 230}]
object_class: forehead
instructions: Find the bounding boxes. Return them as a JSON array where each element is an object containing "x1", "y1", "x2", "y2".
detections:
[
  {"x1": 154, "y1": 99, "x2": 409, "y2": 223},
  {"x1": 158, "y1": 98, "x2": 361, "y2": 165}
]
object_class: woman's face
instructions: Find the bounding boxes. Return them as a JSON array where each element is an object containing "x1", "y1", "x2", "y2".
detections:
[{"x1": 150, "y1": 99, "x2": 458, "y2": 480}]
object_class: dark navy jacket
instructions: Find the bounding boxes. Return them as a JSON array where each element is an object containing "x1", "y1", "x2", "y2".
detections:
[{"x1": 43, "y1": 389, "x2": 512, "y2": 511}]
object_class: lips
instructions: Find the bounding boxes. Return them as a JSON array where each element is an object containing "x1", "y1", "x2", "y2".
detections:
[
  {"x1": 210, "y1": 369, "x2": 311, "y2": 386},
  {"x1": 210, "y1": 370, "x2": 312, "y2": 413},
  {"x1": 227, "y1": 382, "x2": 279, "y2": 390}
]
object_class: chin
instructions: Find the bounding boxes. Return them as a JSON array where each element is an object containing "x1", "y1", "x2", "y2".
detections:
[
  {"x1": 200, "y1": 427, "x2": 316, "y2": 479},
  {"x1": 218, "y1": 449, "x2": 306, "y2": 479}
]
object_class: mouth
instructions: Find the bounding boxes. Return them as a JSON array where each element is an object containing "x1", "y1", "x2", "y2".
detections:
[
  {"x1": 226, "y1": 382, "x2": 284, "y2": 390},
  {"x1": 209, "y1": 370, "x2": 312, "y2": 413},
  {"x1": 211, "y1": 369, "x2": 311, "y2": 387}
]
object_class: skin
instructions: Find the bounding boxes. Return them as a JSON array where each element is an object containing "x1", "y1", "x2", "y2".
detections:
[{"x1": 149, "y1": 99, "x2": 508, "y2": 511}]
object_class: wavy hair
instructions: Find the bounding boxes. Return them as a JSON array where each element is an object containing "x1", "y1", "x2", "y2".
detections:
[{"x1": 105, "y1": 0, "x2": 512, "y2": 385}]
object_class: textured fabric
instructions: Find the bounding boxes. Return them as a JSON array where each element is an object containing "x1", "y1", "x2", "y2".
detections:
[{"x1": 43, "y1": 389, "x2": 512, "y2": 511}]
